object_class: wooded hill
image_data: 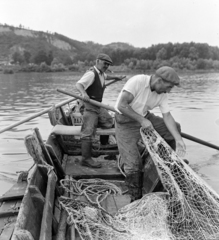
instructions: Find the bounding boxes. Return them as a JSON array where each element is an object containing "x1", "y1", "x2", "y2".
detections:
[
  {"x1": 1, "y1": 23, "x2": 219, "y2": 71},
  {"x1": 0, "y1": 24, "x2": 135, "y2": 65}
]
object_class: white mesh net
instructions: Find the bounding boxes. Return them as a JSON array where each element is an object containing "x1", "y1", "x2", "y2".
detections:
[
  {"x1": 59, "y1": 127, "x2": 219, "y2": 240},
  {"x1": 140, "y1": 127, "x2": 219, "y2": 239}
]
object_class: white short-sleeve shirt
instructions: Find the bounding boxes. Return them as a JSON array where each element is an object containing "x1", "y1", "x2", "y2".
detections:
[
  {"x1": 115, "y1": 74, "x2": 170, "y2": 116},
  {"x1": 77, "y1": 66, "x2": 107, "y2": 90}
]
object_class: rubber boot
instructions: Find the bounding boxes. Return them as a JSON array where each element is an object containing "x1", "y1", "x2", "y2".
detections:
[
  {"x1": 81, "y1": 139, "x2": 102, "y2": 168},
  {"x1": 125, "y1": 172, "x2": 143, "y2": 202},
  {"x1": 100, "y1": 135, "x2": 109, "y2": 145}
]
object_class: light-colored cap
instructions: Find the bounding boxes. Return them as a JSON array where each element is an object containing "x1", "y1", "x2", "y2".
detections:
[
  {"x1": 97, "y1": 53, "x2": 113, "y2": 65},
  {"x1": 155, "y1": 66, "x2": 180, "y2": 85}
]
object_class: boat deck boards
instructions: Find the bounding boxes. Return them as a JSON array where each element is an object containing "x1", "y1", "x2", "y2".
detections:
[
  {"x1": 66, "y1": 155, "x2": 124, "y2": 180},
  {"x1": 0, "y1": 201, "x2": 20, "y2": 240},
  {"x1": 0, "y1": 181, "x2": 27, "y2": 239}
]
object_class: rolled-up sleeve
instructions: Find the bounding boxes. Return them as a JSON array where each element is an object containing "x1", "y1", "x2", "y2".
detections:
[
  {"x1": 159, "y1": 94, "x2": 170, "y2": 113},
  {"x1": 77, "y1": 71, "x2": 95, "y2": 90}
]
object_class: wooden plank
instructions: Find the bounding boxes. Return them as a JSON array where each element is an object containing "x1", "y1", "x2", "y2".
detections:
[
  {"x1": 0, "y1": 218, "x2": 6, "y2": 234},
  {"x1": 46, "y1": 144, "x2": 65, "y2": 178},
  {"x1": 0, "y1": 216, "x2": 17, "y2": 240},
  {"x1": 53, "y1": 199, "x2": 61, "y2": 227},
  {"x1": 39, "y1": 170, "x2": 57, "y2": 240},
  {"x1": 0, "y1": 211, "x2": 19, "y2": 218},
  {"x1": 34, "y1": 128, "x2": 56, "y2": 171},
  {"x1": 0, "y1": 210, "x2": 17, "y2": 236},
  {"x1": 12, "y1": 168, "x2": 45, "y2": 240},
  {"x1": 24, "y1": 133, "x2": 46, "y2": 165},
  {"x1": 11, "y1": 165, "x2": 60, "y2": 240},
  {"x1": 29, "y1": 165, "x2": 47, "y2": 197},
  {"x1": 51, "y1": 125, "x2": 116, "y2": 136},
  {"x1": 142, "y1": 154, "x2": 160, "y2": 194},
  {"x1": 25, "y1": 135, "x2": 62, "y2": 197},
  {"x1": 69, "y1": 176, "x2": 76, "y2": 240},
  {"x1": 48, "y1": 105, "x2": 61, "y2": 126},
  {"x1": 46, "y1": 134, "x2": 63, "y2": 164},
  {"x1": 0, "y1": 182, "x2": 27, "y2": 202},
  {"x1": 53, "y1": 155, "x2": 68, "y2": 227},
  {"x1": 0, "y1": 200, "x2": 19, "y2": 235},
  {"x1": 0, "y1": 195, "x2": 23, "y2": 203},
  {"x1": 66, "y1": 156, "x2": 124, "y2": 180},
  {"x1": 55, "y1": 175, "x2": 69, "y2": 240},
  {"x1": 0, "y1": 200, "x2": 20, "y2": 218},
  {"x1": 0, "y1": 200, "x2": 22, "y2": 219}
]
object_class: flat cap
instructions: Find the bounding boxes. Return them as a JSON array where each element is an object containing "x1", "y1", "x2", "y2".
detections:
[
  {"x1": 155, "y1": 66, "x2": 180, "y2": 85},
  {"x1": 97, "y1": 53, "x2": 113, "y2": 65}
]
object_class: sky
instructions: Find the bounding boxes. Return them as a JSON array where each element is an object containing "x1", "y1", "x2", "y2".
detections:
[{"x1": 1, "y1": 0, "x2": 219, "y2": 48}]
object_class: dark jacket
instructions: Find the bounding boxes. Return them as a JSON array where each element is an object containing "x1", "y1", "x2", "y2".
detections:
[{"x1": 86, "y1": 67, "x2": 105, "y2": 102}]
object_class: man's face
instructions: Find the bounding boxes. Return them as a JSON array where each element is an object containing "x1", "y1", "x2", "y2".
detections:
[
  {"x1": 154, "y1": 78, "x2": 175, "y2": 94},
  {"x1": 97, "y1": 59, "x2": 110, "y2": 72}
]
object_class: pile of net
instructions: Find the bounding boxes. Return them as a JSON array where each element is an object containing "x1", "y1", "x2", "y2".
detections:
[
  {"x1": 59, "y1": 127, "x2": 219, "y2": 240},
  {"x1": 59, "y1": 179, "x2": 171, "y2": 240}
]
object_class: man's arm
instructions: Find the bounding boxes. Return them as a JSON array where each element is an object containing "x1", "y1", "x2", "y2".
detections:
[
  {"x1": 75, "y1": 71, "x2": 95, "y2": 102},
  {"x1": 162, "y1": 112, "x2": 186, "y2": 157},
  {"x1": 75, "y1": 82, "x2": 90, "y2": 102},
  {"x1": 117, "y1": 90, "x2": 152, "y2": 128}
]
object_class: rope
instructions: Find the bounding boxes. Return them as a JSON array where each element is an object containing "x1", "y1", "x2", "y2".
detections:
[{"x1": 58, "y1": 127, "x2": 219, "y2": 240}]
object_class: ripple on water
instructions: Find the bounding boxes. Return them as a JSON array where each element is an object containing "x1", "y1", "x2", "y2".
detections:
[{"x1": 0, "y1": 71, "x2": 219, "y2": 195}]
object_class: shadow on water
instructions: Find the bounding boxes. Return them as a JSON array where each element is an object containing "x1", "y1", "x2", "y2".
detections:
[{"x1": 0, "y1": 71, "x2": 219, "y2": 195}]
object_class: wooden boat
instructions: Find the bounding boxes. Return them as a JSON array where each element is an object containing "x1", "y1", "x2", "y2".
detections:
[{"x1": 0, "y1": 101, "x2": 160, "y2": 240}]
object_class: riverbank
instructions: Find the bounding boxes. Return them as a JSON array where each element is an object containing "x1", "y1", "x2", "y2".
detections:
[{"x1": 1, "y1": 62, "x2": 219, "y2": 75}]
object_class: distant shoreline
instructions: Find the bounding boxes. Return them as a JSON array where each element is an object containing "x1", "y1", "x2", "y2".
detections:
[{"x1": 1, "y1": 64, "x2": 219, "y2": 75}]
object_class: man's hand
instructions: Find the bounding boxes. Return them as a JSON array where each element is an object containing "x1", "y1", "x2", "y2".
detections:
[
  {"x1": 176, "y1": 140, "x2": 186, "y2": 158},
  {"x1": 141, "y1": 118, "x2": 153, "y2": 129},
  {"x1": 82, "y1": 93, "x2": 90, "y2": 102}
]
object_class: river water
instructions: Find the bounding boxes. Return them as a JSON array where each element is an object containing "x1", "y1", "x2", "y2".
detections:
[{"x1": 0, "y1": 71, "x2": 219, "y2": 196}]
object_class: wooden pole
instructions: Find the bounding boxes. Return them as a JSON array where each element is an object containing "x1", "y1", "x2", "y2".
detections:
[
  {"x1": 56, "y1": 89, "x2": 115, "y2": 112},
  {"x1": 105, "y1": 79, "x2": 119, "y2": 87},
  {"x1": 0, "y1": 78, "x2": 120, "y2": 134},
  {"x1": 0, "y1": 97, "x2": 76, "y2": 134},
  {"x1": 181, "y1": 132, "x2": 219, "y2": 151},
  {"x1": 57, "y1": 88, "x2": 219, "y2": 151}
]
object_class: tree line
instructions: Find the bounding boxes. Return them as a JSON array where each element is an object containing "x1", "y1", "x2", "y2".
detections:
[{"x1": 9, "y1": 42, "x2": 219, "y2": 72}]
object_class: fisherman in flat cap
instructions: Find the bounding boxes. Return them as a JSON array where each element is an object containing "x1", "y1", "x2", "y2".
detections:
[
  {"x1": 114, "y1": 66, "x2": 186, "y2": 201},
  {"x1": 76, "y1": 53, "x2": 125, "y2": 168}
]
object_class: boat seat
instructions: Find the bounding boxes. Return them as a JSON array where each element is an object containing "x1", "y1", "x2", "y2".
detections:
[
  {"x1": 50, "y1": 125, "x2": 116, "y2": 136},
  {"x1": 49, "y1": 125, "x2": 118, "y2": 156}
]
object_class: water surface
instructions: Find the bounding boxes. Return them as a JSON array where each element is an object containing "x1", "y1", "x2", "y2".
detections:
[{"x1": 0, "y1": 71, "x2": 219, "y2": 195}]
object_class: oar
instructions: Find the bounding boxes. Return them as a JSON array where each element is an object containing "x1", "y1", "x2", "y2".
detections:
[
  {"x1": 57, "y1": 89, "x2": 116, "y2": 112},
  {"x1": 181, "y1": 132, "x2": 219, "y2": 151},
  {"x1": 105, "y1": 79, "x2": 121, "y2": 87},
  {"x1": 0, "y1": 97, "x2": 76, "y2": 134},
  {"x1": 0, "y1": 78, "x2": 122, "y2": 134},
  {"x1": 57, "y1": 88, "x2": 219, "y2": 151}
]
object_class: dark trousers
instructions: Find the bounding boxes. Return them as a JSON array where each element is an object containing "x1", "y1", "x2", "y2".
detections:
[{"x1": 115, "y1": 112, "x2": 181, "y2": 174}]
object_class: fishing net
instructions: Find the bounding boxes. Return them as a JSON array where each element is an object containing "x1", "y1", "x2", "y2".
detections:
[
  {"x1": 140, "y1": 127, "x2": 219, "y2": 239},
  {"x1": 59, "y1": 180, "x2": 172, "y2": 240},
  {"x1": 59, "y1": 127, "x2": 219, "y2": 240}
]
